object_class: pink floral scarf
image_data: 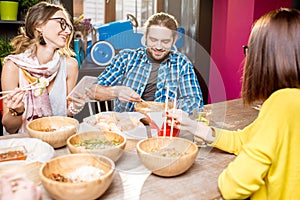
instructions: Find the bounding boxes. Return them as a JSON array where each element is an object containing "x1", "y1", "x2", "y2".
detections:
[{"x1": 4, "y1": 50, "x2": 61, "y2": 131}]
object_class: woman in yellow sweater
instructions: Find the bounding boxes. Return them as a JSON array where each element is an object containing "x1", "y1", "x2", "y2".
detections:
[{"x1": 166, "y1": 8, "x2": 300, "y2": 200}]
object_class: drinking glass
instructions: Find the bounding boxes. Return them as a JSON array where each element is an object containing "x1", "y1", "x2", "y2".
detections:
[
  {"x1": 158, "y1": 98, "x2": 182, "y2": 137},
  {"x1": 190, "y1": 107, "x2": 211, "y2": 147}
]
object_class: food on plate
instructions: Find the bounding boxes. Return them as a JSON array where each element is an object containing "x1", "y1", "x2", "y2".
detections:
[
  {"x1": 49, "y1": 166, "x2": 105, "y2": 183},
  {"x1": 89, "y1": 112, "x2": 142, "y2": 132},
  {"x1": 73, "y1": 138, "x2": 121, "y2": 150},
  {"x1": 0, "y1": 146, "x2": 27, "y2": 162},
  {"x1": 134, "y1": 101, "x2": 166, "y2": 113}
]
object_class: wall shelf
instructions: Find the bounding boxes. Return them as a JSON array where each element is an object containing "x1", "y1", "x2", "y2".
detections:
[{"x1": 0, "y1": 20, "x2": 24, "y2": 24}]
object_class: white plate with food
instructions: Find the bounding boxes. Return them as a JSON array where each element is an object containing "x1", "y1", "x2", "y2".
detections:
[
  {"x1": 83, "y1": 112, "x2": 149, "y2": 140},
  {"x1": 0, "y1": 138, "x2": 55, "y2": 167}
]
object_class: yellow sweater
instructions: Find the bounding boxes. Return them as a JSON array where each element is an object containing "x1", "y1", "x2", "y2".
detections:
[{"x1": 213, "y1": 88, "x2": 300, "y2": 200}]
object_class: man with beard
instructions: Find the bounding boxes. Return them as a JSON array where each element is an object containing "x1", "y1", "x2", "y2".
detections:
[{"x1": 87, "y1": 12, "x2": 203, "y2": 113}]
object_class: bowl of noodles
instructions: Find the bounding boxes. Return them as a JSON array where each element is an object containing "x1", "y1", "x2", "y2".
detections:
[
  {"x1": 67, "y1": 131, "x2": 126, "y2": 162},
  {"x1": 136, "y1": 137, "x2": 198, "y2": 177}
]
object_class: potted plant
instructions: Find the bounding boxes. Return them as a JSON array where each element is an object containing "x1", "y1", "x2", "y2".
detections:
[
  {"x1": 0, "y1": 0, "x2": 19, "y2": 20},
  {"x1": 0, "y1": 37, "x2": 12, "y2": 65}
]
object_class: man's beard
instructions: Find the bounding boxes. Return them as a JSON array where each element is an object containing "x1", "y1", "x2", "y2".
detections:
[{"x1": 146, "y1": 48, "x2": 169, "y2": 63}]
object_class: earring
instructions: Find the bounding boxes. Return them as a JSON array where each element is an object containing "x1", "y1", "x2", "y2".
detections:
[{"x1": 39, "y1": 33, "x2": 46, "y2": 45}]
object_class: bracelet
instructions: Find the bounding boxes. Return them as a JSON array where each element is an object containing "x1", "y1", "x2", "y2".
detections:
[
  {"x1": 9, "y1": 108, "x2": 24, "y2": 116},
  {"x1": 68, "y1": 102, "x2": 84, "y2": 115}
]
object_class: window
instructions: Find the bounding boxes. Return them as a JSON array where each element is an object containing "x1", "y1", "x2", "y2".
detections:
[
  {"x1": 76, "y1": 0, "x2": 157, "y2": 27},
  {"x1": 83, "y1": 0, "x2": 105, "y2": 25}
]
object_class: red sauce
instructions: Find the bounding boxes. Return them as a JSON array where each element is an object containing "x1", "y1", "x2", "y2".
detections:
[
  {"x1": 0, "y1": 150, "x2": 27, "y2": 162},
  {"x1": 158, "y1": 123, "x2": 180, "y2": 137},
  {"x1": 49, "y1": 173, "x2": 73, "y2": 183}
]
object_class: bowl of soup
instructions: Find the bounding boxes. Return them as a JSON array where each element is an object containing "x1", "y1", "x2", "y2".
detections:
[{"x1": 136, "y1": 137, "x2": 198, "y2": 177}]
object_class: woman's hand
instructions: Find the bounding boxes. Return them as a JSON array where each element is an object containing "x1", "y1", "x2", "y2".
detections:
[
  {"x1": 166, "y1": 109, "x2": 213, "y2": 142},
  {"x1": 165, "y1": 109, "x2": 197, "y2": 132},
  {"x1": 3, "y1": 88, "x2": 26, "y2": 114},
  {"x1": 0, "y1": 174, "x2": 41, "y2": 200},
  {"x1": 66, "y1": 91, "x2": 87, "y2": 115}
]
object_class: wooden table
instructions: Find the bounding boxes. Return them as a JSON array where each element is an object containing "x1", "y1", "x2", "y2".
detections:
[{"x1": 0, "y1": 98, "x2": 259, "y2": 200}]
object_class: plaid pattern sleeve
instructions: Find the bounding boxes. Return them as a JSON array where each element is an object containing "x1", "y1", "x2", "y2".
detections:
[
  {"x1": 155, "y1": 51, "x2": 203, "y2": 114},
  {"x1": 96, "y1": 48, "x2": 150, "y2": 112}
]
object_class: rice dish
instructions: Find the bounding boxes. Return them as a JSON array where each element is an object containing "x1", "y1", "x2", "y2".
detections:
[{"x1": 68, "y1": 166, "x2": 105, "y2": 182}]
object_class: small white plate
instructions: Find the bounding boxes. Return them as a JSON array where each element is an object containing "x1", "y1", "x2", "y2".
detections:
[{"x1": 0, "y1": 137, "x2": 55, "y2": 167}]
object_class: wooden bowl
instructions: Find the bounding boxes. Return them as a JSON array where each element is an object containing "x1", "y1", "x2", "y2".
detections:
[
  {"x1": 136, "y1": 137, "x2": 198, "y2": 177},
  {"x1": 40, "y1": 154, "x2": 115, "y2": 200},
  {"x1": 26, "y1": 116, "x2": 79, "y2": 148},
  {"x1": 67, "y1": 131, "x2": 126, "y2": 162}
]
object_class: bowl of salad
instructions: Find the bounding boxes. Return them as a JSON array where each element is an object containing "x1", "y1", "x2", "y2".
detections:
[{"x1": 67, "y1": 131, "x2": 126, "y2": 162}]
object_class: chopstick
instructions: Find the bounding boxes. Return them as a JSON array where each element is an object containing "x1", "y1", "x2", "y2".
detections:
[
  {"x1": 0, "y1": 81, "x2": 38, "y2": 95},
  {"x1": 0, "y1": 86, "x2": 46, "y2": 100},
  {"x1": 0, "y1": 90, "x2": 14, "y2": 95},
  {"x1": 163, "y1": 85, "x2": 169, "y2": 138},
  {"x1": 170, "y1": 93, "x2": 177, "y2": 139}
]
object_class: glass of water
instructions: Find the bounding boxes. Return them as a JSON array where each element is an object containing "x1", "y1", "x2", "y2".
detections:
[{"x1": 190, "y1": 107, "x2": 211, "y2": 147}]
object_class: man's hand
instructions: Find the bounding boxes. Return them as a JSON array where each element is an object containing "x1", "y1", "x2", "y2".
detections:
[{"x1": 113, "y1": 86, "x2": 141, "y2": 102}]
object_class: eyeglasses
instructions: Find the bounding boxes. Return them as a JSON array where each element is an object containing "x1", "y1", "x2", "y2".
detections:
[
  {"x1": 49, "y1": 17, "x2": 73, "y2": 32},
  {"x1": 243, "y1": 45, "x2": 248, "y2": 56}
]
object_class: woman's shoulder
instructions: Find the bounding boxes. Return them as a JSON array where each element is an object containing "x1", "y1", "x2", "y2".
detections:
[
  {"x1": 264, "y1": 88, "x2": 300, "y2": 110},
  {"x1": 270, "y1": 88, "x2": 300, "y2": 99},
  {"x1": 65, "y1": 56, "x2": 78, "y2": 69},
  {"x1": 2, "y1": 59, "x2": 19, "y2": 72}
]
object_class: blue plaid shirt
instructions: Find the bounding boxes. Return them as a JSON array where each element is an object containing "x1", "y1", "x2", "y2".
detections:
[{"x1": 96, "y1": 48, "x2": 203, "y2": 113}]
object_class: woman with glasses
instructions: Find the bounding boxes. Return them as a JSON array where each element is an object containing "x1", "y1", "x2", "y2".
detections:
[
  {"x1": 166, "y1": 8, "x2": 300, "y2": 199},
  {"x1": 1, "y1": 2, "x2": 83, "y2": 134}
]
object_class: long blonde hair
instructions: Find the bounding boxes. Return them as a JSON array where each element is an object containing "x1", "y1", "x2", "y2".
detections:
[{"x1": 11, "y1": 2, "x2": 75, "y2": 57}]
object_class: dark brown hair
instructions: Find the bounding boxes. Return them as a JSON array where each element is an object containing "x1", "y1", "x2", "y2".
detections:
[
  {"x1": 144, "y1": 12, "x2": 178, "y2": 38},
  {"x1": 242, "y1": 8, "x2": 300, "y2": 105},
  {"x1": 11, "y1": 2, "x2": 74, "y2": 56}
]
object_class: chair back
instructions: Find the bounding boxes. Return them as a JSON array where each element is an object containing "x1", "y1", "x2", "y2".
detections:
[{"x1": 87, "y1": 99, "x2": 115, "y2": 115}]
